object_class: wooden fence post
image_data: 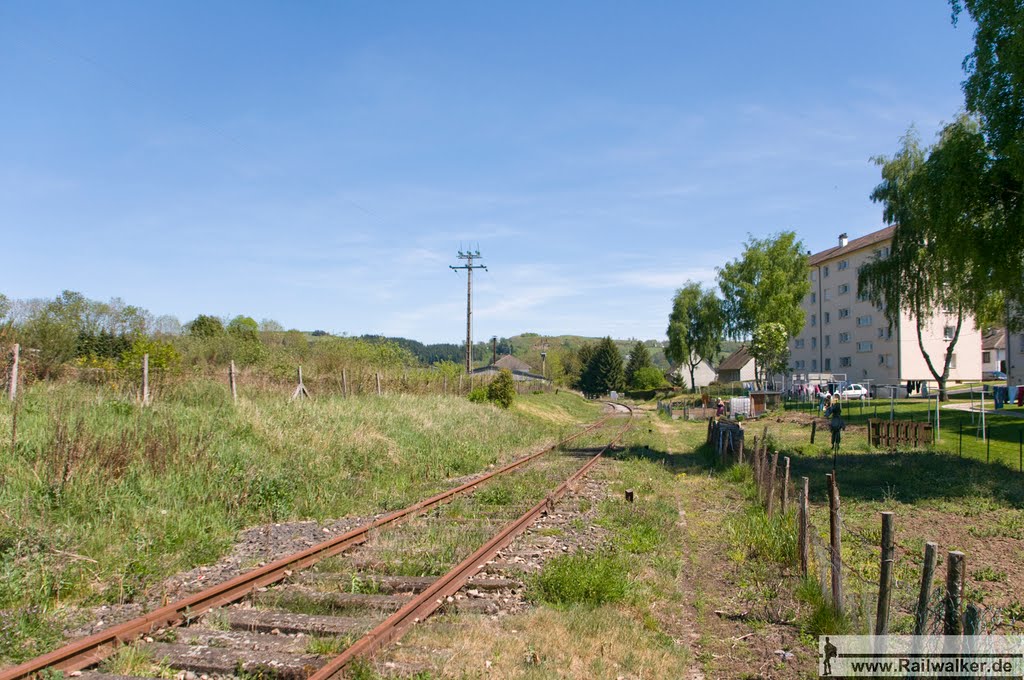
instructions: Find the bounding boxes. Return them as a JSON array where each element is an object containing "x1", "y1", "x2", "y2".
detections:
[
  {"x1": 229, "y1": 360, "x2": 237, "y2": 403},
  {"x1": 767, "y1": 453, "x2": 779, "y2": 515},
  {"x1": 875, "y1": 512, "x2": 895, "y2": 635},
  {"x1": 914, "y1": 542, "x2": 938, "y2": 635},
  {"x1": 142, "y1": 353, "x2": 150, "y2": 406},
  {"x1": 376, "y1": 372, "x2": 382, "y2": 396},
  {"x1": 943, "y1": 551, "x2": 965, "y2": 635},
  {"x1": 342, "y1": 368, "x2": 348, "y2": 398},
  {"x1": 963, "y1": 603, "x2": 982, "y2": 635},
  {"x1": 782, "y1": 456, "x2": 791, "y2": 513},
  {"x1": 827, "y1": 473, "x2": 844, "y2": 613},
  {"x1": 799, "y1": 477, "x2": 810, "y2": 577},
  {"x1": 810, "y1": 420, "x2": 817, "y2": 444},
  {"x1": 290, "y1": 366, "x2": 310, "y2": 401},
  {"x1": 737, "y1": 435, "x2": 744, "y2": 465},
  {"x1": 459, "y1": 374, "x2": 464, "y2": 394},
  {"x1": 8, "y1": 343, "x2": 19, "y2": 401}
]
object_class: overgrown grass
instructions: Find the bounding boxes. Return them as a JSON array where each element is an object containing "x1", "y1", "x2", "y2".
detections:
[
  {"x1": 530, "y1": 551, "x2": 630, "y2": 606},
  {"x1": 0, "y1": 381, "x2": 601, "y2": 664}
]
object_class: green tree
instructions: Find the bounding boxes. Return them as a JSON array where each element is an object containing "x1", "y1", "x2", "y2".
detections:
[
  {"x1": 749, "y1": 322, "x2": 789, "y2": 389},
  {"x1": 187, "y1": 314, "x2": 225, "y2": 338},
  {"x1": 859, "y1": 124, "x2": 991, "y2": 400},
  {"x1": 487, "y1": 368, "x2": 516, "y2": 408},
  {"x1": 717, "y1": 232, "x2": 810, "y2": 338},
  {"x1": 951, "y1": 1, "x2": 1024, "y2": 316},
  {"x1": 580, "y1": 337, "x2": 624, "y2": 398},
  {"x1": 631, "y1": 365, "x2": 667, "y2": 390},
  {"x1": 227, "y1": 315, "x2": 260, "y2": 342},
  {"x1": 624, "y1": 340, "x2": 653, "y2": 388},
  {"x1": 666, "y1": 282, "x2": 725, "y2": 392}
]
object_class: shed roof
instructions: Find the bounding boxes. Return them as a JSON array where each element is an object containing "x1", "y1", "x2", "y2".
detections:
[
  {"x1": 717, "y1": 346, "x2": 753, "y2": 372},
  {"x1": 808, "y1": 225, "x2": 896, "y2": 266},
  {"x1": 983, "y1": 328, "x2": 1006, "y2": 351},
  {"x1": 493, "y1": 354, "x2": 533, "y2": 372}
]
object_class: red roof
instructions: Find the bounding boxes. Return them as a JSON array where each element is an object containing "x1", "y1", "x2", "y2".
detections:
[{"x1": 807, "y1": 226, "x2": 896, "y2": 267}]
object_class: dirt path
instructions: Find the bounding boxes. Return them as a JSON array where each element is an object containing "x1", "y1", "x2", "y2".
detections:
[{"x1": 668, "y1": 467, "x2": 815, "y2": 678}]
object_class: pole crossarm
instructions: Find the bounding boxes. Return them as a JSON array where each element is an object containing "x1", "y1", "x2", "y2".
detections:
[{"x1": 450, "y1": 249, "x2": 488, "y2": 373}]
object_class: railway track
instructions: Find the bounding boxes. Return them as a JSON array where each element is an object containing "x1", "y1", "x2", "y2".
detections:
[{"x1": 2, "y1": 404, "x2": 632, "y2": 680}]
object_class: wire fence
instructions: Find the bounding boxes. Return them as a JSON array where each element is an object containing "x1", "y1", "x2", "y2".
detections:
[
  {"x1": 0, "y1": 342, "x2": 558, "y2": 405},
  {"x1": 707, "y1": 416, "x2": 1020, "y2": 635}
]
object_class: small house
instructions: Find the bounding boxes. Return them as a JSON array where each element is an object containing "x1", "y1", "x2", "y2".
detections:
[{"x1": 716, "y1": 346, "x2": 757, "y2": 384}]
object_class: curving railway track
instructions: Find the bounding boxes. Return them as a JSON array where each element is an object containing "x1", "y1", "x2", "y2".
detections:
[{"x1": 1, "y1": 403, "x2": 633, "y2": 680}]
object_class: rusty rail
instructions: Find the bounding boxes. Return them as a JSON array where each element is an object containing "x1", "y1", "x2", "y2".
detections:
[
  {"x1": 0, "y1": 410, "x2": 617, "y2": 680},
  {"x1": 312, "y1": 404, "x2": 634, "y2": 679}
]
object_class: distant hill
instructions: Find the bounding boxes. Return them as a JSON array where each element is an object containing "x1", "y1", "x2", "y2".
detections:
[
  {"x1": 324, "y1": 332, "x2": 739, "y2": 371},
  {"x1": 505, "y1": 333, "x2": 670, "y2": 370}
]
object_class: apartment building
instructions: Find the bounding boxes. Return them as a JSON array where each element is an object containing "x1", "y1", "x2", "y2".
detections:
[{"x1": 789, "y1": 227, "x2": 982, "y2": 389}]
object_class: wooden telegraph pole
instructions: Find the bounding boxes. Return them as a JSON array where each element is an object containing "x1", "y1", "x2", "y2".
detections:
[{"x1": 449, "y1": 248, "x2": 488, "y2": 374}]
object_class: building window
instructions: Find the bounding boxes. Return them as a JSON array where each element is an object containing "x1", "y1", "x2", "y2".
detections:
[
  {"x1": 858, "y1": 315, "x2": 873, "y2": 327},
  {"x1": 824, "y1": 358, "x2": 832, "y2": 370},
  {"x1": 949, "y1": 354, "x2": 957, "y2": 369},
  {"x1": 811, "y1": 270, "x2": 817, "y2": 282},
  {"x1": 838, "y1": 332, "x2": 850, "y2": 343},
  {"x1": 795, "y1": 360, "x2": 805, "y2": 369},
  {"x1": 857, "y1": 341, "x2": 873, "y2": 352},
  {"x1": 795, "y1": 339, "x2": 805, "y2": 349},
  {"x1": 810, "y1": 292, "x2": 816, "y2": 304},
  {"x1": 811, "y1": 314, "x2": 817, "y2": 327},
  {"x1": 857, "y1": 290, "x2": 870, "y2": 302},
  {"x1": 878, "y1": 327, "x2": 884, "y2": 339},
  {"x1": 811, "y1": 337, "x2": 817, "y2": 349},
  {"x1": 839, "y1": 356, "x2": 851, "y2": 368},
  {"x1": 943, "y1": 326, "x2": 956, "y2": 340},
  {"x1": 824, "y1": 288, "x2": 833, "y2": 301},
  {"x1": 983, "y1": 351, "x2": 991, "y2": 364},
  {"x1": 824, "y1": 265, "x2": 830, "y2": 277},
  {"x1": 878, "y1": 354, "x2": 885, "y2": 366},
  {"x1": 838, "y1": 259, "x2": 849, "y2": 270},
  {"x1": 811, "y1": 359, "x2": 818, "y2": 371},
  {"x1": 838, "y1": 284, "x2": 850, "y2": 294},
  {"x1": 824, "y1": 312, "x2": 831, "y2": 324},
  {"x1": 838, "y1": 308, "x2": 850, "y2": 319},
  {"x1": 824, "y1": 335, "x2": 831, "y2": 348}
]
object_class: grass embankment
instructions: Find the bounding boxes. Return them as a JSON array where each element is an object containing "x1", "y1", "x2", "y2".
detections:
[{"x1": 0, "y1": 381, "x2": 601, "y2": 664}]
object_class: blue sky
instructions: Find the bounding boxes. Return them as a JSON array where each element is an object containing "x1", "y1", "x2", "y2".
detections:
[{"x1": 0, "y1": 2, "x2": 975, "y2": 342}]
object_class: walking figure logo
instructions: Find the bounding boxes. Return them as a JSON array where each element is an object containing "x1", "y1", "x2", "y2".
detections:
[{"x1": 822, "y1": 636, "x2": 838, "y2": 676}]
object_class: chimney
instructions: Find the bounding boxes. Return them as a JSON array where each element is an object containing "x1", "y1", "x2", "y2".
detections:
[{"x1": 839, "y1": 233, "x2": 848, "y2": 248}]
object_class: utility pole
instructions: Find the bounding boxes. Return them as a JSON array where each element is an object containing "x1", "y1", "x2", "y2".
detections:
[{"x1": 450, "y1": 248, "x2": 487, "y2": 373}]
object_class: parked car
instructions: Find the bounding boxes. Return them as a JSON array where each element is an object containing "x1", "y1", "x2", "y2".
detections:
[
  {"x1": 983, "y1": 370, "x2": 1007, "y2": 381},
  {"x1": 839, "y1": 383, "x2": 868, "y2": 399}
]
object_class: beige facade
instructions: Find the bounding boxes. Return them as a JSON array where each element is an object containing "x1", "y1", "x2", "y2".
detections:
[{"x1": 788, "y1": 227, "x2": 982, "y2": 389}]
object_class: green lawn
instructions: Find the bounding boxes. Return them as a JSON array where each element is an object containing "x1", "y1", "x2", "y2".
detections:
[{"x1": 781, "y1": 397, "x2": 1024, "y2": 471}]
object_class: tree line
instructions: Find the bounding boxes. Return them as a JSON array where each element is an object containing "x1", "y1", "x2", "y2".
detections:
[{"x1": 666, "y1": 232, "x2": 809, "y2": 391}]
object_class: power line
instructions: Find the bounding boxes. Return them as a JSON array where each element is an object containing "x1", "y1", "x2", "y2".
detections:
[{"x1": 449, "y1": 248, "x2": 487, "y2": 374}]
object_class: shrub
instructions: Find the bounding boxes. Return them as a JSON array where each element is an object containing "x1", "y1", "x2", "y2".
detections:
[
  {"x1": 467, "y1": 386, "x2": 489, "y2": 403},
  {"x1": 486, "y1": 369, "x2": 516, "y2": 409},
  {"x1": 631, "y1": 366, "x2": 667, "y2": 390}
]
